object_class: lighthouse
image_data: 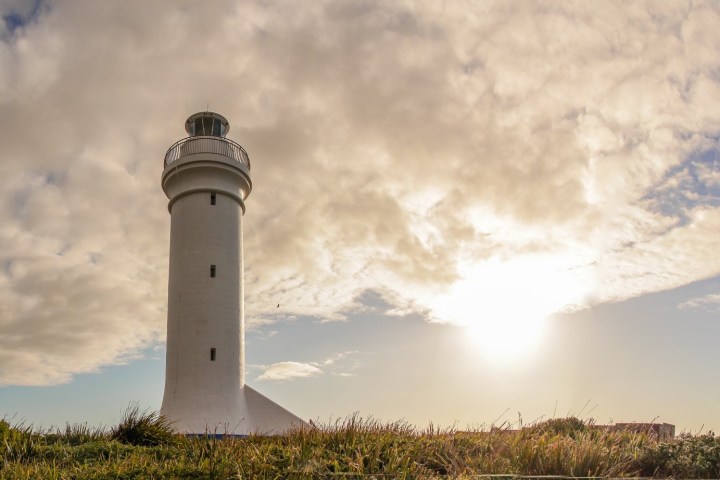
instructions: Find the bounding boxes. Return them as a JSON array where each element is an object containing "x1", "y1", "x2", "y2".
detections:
[{"x1": 160, "y1": 112, "x2": 304, "y2": 434}]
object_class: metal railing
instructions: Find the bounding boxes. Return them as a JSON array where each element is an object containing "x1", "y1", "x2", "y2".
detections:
[{"x1": 164, "y1": 136, "x2": 251, "y2": 169}]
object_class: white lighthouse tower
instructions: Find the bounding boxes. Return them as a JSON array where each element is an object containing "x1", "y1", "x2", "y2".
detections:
[{"x1": 160, "y1": 112, "x2": 304, "y2": 435}]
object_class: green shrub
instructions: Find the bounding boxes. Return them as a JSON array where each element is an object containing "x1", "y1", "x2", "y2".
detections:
[
  {"x1": 0, "y1": 419, "x2": 40, "y2": 463},
  {"x1": 526, "y1": 416, "x2": 588, "y2": 438},
  {"x1": 44, "y1": 422, "x2": 107, "y2": 446},
  {"x1": 109, "y1": 405, "x2": 176, "y2": 447},
  {"x1": 636, "y1": 432, "x2": 720, "y2": 478}
]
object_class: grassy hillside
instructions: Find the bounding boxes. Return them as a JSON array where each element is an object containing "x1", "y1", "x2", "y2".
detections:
[{"x1": 1, "y1": 411, "x2": 718, "y2": 479}]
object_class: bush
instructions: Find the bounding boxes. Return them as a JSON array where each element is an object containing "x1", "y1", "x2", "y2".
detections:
[
  {"x1": 0, "y1": 419, "x2": 40, "y2": 462},
  {"x1": 44, "y1": 422, "x2": 107, "y2": 446},
  {"x1": 110, "y1": 405, "x2": 176, "y2": 447},
  {"x1": 525, "y1": 417, "x2": 588, "y2": 438},
  {"x1": 636, "y1": 432, "x2": 720, "y2": 478}
]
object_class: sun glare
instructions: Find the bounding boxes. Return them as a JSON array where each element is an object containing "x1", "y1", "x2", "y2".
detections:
[{"x1": 430, "y1": 255, "x2": 593, "y2": 363}]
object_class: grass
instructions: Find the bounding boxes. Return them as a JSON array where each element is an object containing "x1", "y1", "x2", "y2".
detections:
[{"x1": 1, "y1": 412, "x2": 718, "y2": 479}]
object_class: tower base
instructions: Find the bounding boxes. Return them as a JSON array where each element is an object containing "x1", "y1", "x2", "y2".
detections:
[{"x1": 162, "y1": 385, "x2": 307, "y2": 435}]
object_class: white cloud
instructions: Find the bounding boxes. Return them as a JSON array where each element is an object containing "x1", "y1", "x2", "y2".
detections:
[
  {"x1": 250, "y1": 350, "x2": 359, "y2": 381},
  {"x1": 678, "y1": 292, "x2": 720, "y2": 311},
  {"x1": 321, "y1": 351, "x2": 358, "y2": 366},
  {"x1": 256, "y1": 362, "x2": 323, "y2": 381},
  {"x1": 0, "y1": 0, "x2": 719, "y2": 385}
]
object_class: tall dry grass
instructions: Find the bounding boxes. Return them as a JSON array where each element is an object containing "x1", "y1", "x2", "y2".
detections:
[{"x1": 1, "y1": 412, "x2": 718, "y2": 479}]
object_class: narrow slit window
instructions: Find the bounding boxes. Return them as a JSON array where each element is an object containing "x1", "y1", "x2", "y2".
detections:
[
  {"x1": 210, "y1": 264, "x2": 216, "y2": 277},
  {"x1": 210, "y1": 348, "x2": 216, "y2": 361},
  {"x1": 210, "y1": 192, "x2": 216, "y2": 205}
]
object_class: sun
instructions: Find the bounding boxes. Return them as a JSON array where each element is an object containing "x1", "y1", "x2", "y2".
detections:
[
  {"x1": 429, "y1": 254, "x2": 592, "y2": 363},
  {"x1": 461, "y1": 307, "x2": 546, "y2": 364}
]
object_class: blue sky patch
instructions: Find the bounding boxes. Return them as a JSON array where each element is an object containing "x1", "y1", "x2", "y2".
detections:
[
  {"x1": 642, "y1": 146, "x2": 720, "y2": 225},
  {"x1": 3, "y1": 13, "x2": 24, "y2": 34},
  {"x1": 2, "y1": 0, "x2": 45, "y2": 37}
]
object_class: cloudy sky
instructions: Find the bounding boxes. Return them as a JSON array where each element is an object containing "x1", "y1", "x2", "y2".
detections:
[{"x1": 1, "y1": 0, "x2": 719, "y2": 432}]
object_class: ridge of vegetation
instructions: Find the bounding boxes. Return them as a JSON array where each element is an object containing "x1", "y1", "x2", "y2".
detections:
[{"x1": 1, "y1": 411, "x2": 718, "y2": 479}]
